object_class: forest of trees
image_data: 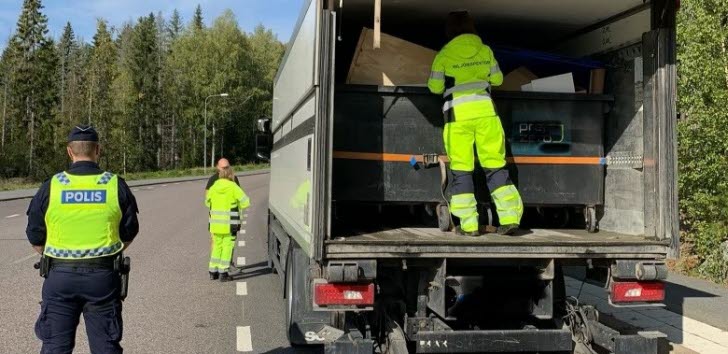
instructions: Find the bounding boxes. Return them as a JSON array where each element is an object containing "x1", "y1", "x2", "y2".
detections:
[{"x1": 0, "y1": 0, "x2": 284, "y2": 179}]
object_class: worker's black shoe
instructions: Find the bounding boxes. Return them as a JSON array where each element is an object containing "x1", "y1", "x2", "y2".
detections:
[
  {"x1": 209, "y1": 272, "x2": 219, "y2": 280},
  {"x1": 454, "y1": 226, "x2": 481, "y2": 237},
  {"x1": 497, "y1": 224, "x2": 519, "y2": 236},
  {"x1": 219, "y1": 273, "x2": 231, "y2": 282}
]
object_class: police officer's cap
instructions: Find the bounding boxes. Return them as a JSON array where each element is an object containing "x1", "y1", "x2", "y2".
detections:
[{"x1": 68, "y1": 125, "x2": 99, "y2": 143}]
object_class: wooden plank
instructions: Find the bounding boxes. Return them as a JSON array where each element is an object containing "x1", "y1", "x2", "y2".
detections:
[
  {"x1": 346, "y1": 28, "x2": 437, "y2": 86},
  {"x1": 373, "y1": 0, "x2": 381, "y2": 49}
]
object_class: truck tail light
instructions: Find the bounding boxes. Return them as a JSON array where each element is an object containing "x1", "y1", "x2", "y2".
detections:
[
  {"x1": 314, "y1": 283, "x2": 375, "y2": 306},
  {"x1": 610, "y1": 281, "x2": 665, "y2": 303}
]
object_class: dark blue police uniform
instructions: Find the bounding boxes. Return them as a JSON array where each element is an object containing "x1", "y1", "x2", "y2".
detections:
[{"x1": 26, "y1": 126, "x2": 139, "y2": 354}]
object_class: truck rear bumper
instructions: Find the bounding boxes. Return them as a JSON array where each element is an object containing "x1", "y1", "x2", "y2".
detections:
[{"x1": 412, "y1": 328, "x2": 572, "y2": 353}]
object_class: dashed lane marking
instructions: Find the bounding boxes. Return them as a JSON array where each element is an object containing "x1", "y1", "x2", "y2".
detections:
[
  {"x1": 237, "y1": 257, "x2": 246, "y2": 266},
  {"x1": 242, "y1": 221, "x2": 247, "y2": 225},
  {"x1": 162, "y1": 184, "x2": 168, "y2": 187},
  {"x1": 5, "y1": 214, "x2": 20, "y2": 219},
  {"x1": 238, "y1": 240, "x2": 246, "y2": 247},
  {"x1": 173, "y1": 182, "x2": 181, "y2": 185},
  {"x1": 237, "y1": 326, "x2": 253, "y2": 352},
  {"x1": 132, "y1": 188, "x2": 140, "y2": 192},
  {"x1": 236, "y1": 282, "x2": 248, "y2": 296},
  {"x1": 239, "y1": 230, "x2": 246, "y2": 235}
]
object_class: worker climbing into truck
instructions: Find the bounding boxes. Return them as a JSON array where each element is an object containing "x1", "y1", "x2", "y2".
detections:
[
  {"x1": 205, "y1": 165, "x2": 250, "y2": 281},
  {"x1": 428, "y1": 10, "x2": 524, "y2": 236}
]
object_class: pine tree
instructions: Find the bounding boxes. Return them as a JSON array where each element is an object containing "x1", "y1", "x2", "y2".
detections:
[
  {"x1": 7, "y1": 0, "x2": 59, "y2": 176},
  {"x1": 168, "y1": 9, "x2": 183, "y2": 40},
  {"x1": 129, "y1": 14, "x2": 162, "y2": 170},
  {"x1": 193, "y1": 5, "x2": 204, "y2": 31}
]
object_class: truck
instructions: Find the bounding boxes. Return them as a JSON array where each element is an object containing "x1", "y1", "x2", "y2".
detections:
[{"x1": 255, "y1": 0, "x2": 679, "y2": 353}]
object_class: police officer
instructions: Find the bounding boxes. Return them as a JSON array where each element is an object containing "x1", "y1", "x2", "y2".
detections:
[
  {"x1": 428, "y1": 11, "x2": 524, "y2": 236},
  {"x1": 26, "y1": 125, "x2": 139, "y2": 354}
]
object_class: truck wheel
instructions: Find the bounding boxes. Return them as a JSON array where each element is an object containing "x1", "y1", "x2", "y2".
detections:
[
  {"x1": 437, "y1": 204, "x2": 452, "y2": 232},
  {"x1": 585, "y1": 206, "x2": 598, "y2": 233},
  {"x1": 267, "y1": 219, "x2": 277, "y2": 274}
]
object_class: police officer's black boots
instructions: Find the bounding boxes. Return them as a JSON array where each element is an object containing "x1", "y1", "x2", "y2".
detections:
[
  {"x1": 209, "y1": 272, "x2": 219, "y2": 280},
  {"x1": 219, "y1": 272, "x2": 231, "y2": 282}
]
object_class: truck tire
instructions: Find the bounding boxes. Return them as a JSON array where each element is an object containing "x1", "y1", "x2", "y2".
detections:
[
  {"x1": 284, "y1": 242, "x2": 326, "y2": 347},
  {"x1": 284, "y1": 244, "x2": 304, "y2": 345}
]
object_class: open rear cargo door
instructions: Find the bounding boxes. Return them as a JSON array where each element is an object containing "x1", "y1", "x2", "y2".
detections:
[{"x1": 643, "y1": 0, "x2": 679, "y2": 258}]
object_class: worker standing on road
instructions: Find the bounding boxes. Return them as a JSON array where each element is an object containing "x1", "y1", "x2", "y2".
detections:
[
  {"x1": 205, "y1": 165, "x2": 250, "y2": 282},
  {"x1": 428, "y1": 11, "x2": 523, "y2": 236},
  {"x1": 26, "y1": 125, "x2": 139, "y2": 354}
]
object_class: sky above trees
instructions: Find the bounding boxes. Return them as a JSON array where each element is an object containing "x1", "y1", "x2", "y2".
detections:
[{"x1": 0, "y1": 0, "x2": 304, "y2": 45}]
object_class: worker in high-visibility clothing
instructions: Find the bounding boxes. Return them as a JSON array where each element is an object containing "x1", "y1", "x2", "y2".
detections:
[
  {"x1": 428, "y1": 10, "x2": 523, "y2": 236},
  {"x1": 26, "y1": 125, "x2": 139, "y2": 353},
  {"x1": 205, "y1": 165, "x2": 250, "y2": 281}
]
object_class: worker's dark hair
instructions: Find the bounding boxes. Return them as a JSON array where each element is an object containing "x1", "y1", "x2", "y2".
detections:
[{"x1": 446, "y1": 10, "x2": 477, "y2": 40}]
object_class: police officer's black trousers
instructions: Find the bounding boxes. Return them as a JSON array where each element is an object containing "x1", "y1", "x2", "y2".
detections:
[{"x1": 35, "y1": 266, "x2": 123, "y2": 354}]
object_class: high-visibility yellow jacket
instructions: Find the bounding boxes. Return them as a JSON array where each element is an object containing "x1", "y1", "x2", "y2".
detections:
[
  {"x1": 428, "y1": 34, "x2": 503, "y2": 121},
  {"x1": 205, "y1": 178, "x2": 250, "y2": 234}
]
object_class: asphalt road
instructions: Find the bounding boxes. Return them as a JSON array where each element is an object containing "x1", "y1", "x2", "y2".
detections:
[
  {"x1": 1, "y1": 173, "x2": 727, "y2": 353},
  {"x1": 0, "y1": 174, "x2": 317, "y2": 354}
]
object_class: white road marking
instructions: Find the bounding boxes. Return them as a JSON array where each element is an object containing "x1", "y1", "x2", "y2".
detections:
[
  {"x1": 236, "y1": 282, "x2": 248, "y2": 296},
  {"x1": 242, "y1": 221, "x2": 247, "y2": 225},
  {"x1": 236, "y1": 326, "x2": 253, "y2": 352},
  {"x1": 239, "y1": 230, "x2": 246, "y2": 235},
  {"x1": 145, "y1": 186, "x2": 154, "y2": 190},
  {"x1": 12, "y1": 252, "x2": 39, "y2": 264},
  {"x1": 162, "y1": 184, "x2": 168, "y2": 187},
  {"x1": 132, "y1": 188, "x2": 140, "y2": 192},
  {"x1": 173, "y1": 182, "x2": 180, "y2": 185},
  {"x1": 237, "y1": 257, "x2": 246, "y2": 266},
  {"x1": 238, "y1": 240, "x2": 246, "y2": 247},
  {"x1": 5, "y1": 214, "x2": 20, "y2": 219}
]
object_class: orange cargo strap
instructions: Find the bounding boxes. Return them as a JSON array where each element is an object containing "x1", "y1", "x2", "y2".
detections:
[{"x1": 332, "y1": 151, "x2": 606, "y2": 165}]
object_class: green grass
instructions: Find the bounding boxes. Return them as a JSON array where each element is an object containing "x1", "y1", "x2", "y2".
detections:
[{"x1": 0, "y1": 163, "x2": 269, "y2": 192}]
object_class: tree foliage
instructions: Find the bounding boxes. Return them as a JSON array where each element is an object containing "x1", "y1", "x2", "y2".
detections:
[
  {"x1": 676, "y1": 0, "x2": 728, "y2": 283},
  {"x1": 0, "y1": 1, "x2": 284, "y2": 179}
]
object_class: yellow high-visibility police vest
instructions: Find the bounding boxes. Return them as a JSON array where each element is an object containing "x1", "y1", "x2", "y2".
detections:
[{"x1": 44, "y1": 171, "x2": 123, "y2": 259}]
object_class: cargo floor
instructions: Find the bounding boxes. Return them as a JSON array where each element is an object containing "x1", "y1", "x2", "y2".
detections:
[{"x1": 325, "y1": 228, "x2": 669, "y2": 259}]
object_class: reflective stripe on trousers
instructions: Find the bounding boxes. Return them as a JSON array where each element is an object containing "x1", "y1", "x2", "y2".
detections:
[
  {"x1": 491, "y1": 185, "x2": 523, "y2": 225},
  {"x1": 450, "y1": 193, "x2": 479, "y2": 232}
]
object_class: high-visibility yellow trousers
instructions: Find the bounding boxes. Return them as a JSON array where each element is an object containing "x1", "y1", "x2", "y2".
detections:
[
  {"x1": 444, "y1": 116, "x2": 524, "y2": 232},
  {"x1": 209, "y1": 233, "x2": 235, "y2": 273}
]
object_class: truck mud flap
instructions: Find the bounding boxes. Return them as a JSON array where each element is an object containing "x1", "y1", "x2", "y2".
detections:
[{"x1": 412, "y1": 328, "x2": 572, "y2": 353}]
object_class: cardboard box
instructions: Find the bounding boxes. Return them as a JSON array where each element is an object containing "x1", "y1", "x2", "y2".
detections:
[
  {"x1": 347, "y1": 28, "x2": 437, "y2": 86},
  {"x1": 495, "y1": 66, "x2": 538, "y2": 91},
  {"x1": 589, "y1": 68, "x2": 606, "y2": 94},
  {"x1": 523, "y1": 73, "x2": 575, "y2": 93}
]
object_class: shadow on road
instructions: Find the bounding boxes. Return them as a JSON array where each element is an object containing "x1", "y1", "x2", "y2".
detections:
[{"x1": 230, "y1": 261, "x2": 273, "y2": 281}]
